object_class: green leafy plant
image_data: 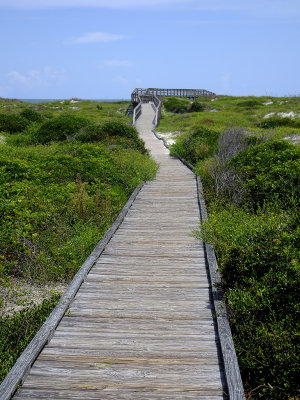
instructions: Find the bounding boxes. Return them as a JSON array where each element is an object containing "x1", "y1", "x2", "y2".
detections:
[
  {"x1": 20, "y1": 108, "x2": 43, "y2": 122},
  {"x1": 34, "y1": 114, "x2": 91, "y2": 143},
  {"x1": 163, "y1": 96, "x2": 191, "y2": 113},
  {"x1": 229, "y1": 140, "x2": 300, "y2": 209},
  {"x1": 258, "y1": 116, "x2": 300, "y2": 129},
  {"x1": 170, "y1": 127, "x2": 219, "y2": 164},
  {"x1": 236, "y1": 99, "x2": 262, "y2": 108},
  {"x1": 0, "y1": 114, "x2": 29, "y2": 134},
  {"x1": 100, "y1": 120, "x2": 139, "y2": 139},
  {"x1": 190, "y1": 99, "x2": 205, "y2": 112}
]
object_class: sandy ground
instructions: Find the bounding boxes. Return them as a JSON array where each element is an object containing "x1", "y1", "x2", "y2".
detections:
[
  {"x1": 284, "y1": 134, "x2": 300, "y2": 144},
  {"x1": 0, "y1": 278, "x2": 66, "y2": 317},
  {"x1": 154, "y1": 130, "x2": 182, "y2": 147}
]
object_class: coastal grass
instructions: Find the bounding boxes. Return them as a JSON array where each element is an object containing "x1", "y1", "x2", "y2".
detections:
[{"x1": 159, "y1": 95, "x2": 300, "y2": 141}]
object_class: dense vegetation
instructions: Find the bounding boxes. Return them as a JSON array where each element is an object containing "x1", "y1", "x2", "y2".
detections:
[
  {"x1": 162, "y1": 95, "x2": 300, "y2": 399},
  {"x1": 0, "y1": 293, "x2": 60, "y2": 382},
  {"x1": 0, "y1": 98, "x2": 157, "y2": 382}
]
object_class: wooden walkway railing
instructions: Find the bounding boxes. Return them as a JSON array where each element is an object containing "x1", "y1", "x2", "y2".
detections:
[
  {"x1": 131, "y1": 88, "x2": 215, "y2": 104},
  {"x1": 0, "y1": 103, "x2": 244, "y2": 400},
  {"x1": 133, "y1": 93, "x2": 162, "y2": 127}
]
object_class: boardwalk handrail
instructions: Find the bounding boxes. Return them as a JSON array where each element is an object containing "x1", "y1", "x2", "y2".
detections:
[
  {"x1": 133, "y1": 100, "x2": 142, "y2": 125},
  {"x1": 131, "y1": 87, "x2": 215, "y2": 103},
  {"x1": 132, "y1": 93, "x2": 162, "y2": 127},
  {"x1": 0, "y1": 182, "x2": 145, "y2": 400},
  {"x1": 132, "y1": 87, "x2": 213, "y2": 126},
  {"x1": 152, "y1": 94, "x2": 162, "y2": 127}
]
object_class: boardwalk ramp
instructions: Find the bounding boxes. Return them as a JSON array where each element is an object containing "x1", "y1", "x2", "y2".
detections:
[{"x1": 5, "y1": 103, "x2": 242, "y2": 399}]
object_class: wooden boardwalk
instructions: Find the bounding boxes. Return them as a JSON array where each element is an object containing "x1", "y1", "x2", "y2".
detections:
[{"x1": 13, "y1": 104, "x2": 226, "y2": 399}]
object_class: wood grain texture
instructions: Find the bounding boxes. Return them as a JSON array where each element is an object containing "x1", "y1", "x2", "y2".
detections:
[{"x1": 9, "y1": 104, "x2": 235, "y2": 399}]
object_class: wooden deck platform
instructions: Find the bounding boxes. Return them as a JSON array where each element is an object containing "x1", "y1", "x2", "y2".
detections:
[{"x1": 12, "y1": 104, "x2": 226, "y2": 399}]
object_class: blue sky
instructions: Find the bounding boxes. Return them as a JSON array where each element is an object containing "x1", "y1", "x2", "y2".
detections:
[{"x1": 0, "y1": 0, "x2": 299, "y2": 99}]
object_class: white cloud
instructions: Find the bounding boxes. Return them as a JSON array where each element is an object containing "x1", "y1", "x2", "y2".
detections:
[
  {"x1": 6, "y1": 67, "x2": 65, "y2": 88},
  {"x1": 70, "y1": 32, "x2": 125, "y2": 44},
  {"x1": 103, "y1": 59, "x2": 133, "y2": 67}
]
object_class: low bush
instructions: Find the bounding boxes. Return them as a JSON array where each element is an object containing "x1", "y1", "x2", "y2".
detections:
[
  {"x1": 258, "y1": 116, "x2": 300, "y2": 129},
  {"x1": 35, "y1": 114, "x2": 91, "y2": 143},
  {"x1": 74, "y1": 124, "x2": 107, "y2": 143},
  {"x1": 0, "y1": 114, "x2": 29, "y2": 134},
  {"x1": 163, "y1": 97, "x2": 191, "y2": 113},
  {"x1": 170, "y1": 127, "x2": 219, "y2": 164},
  {"x1": 190, "y1": 99, "x2": 205, "y2": 112},
  {"x1": 196, "y1": 128, "x2": 261, "y2": 204},
  {"x1": 100, "y1": 120, "x2": 138, "y2": 139},
  {"x1": 198, "y1": 206, "x2": 299, "y2": 399},
  {"x1": 237, "y1": 99, "x2": 262, "y2": 108},
  {"x1": 75, "y1": 122, "x2": 147, "y2": 153},
  {"x1": 229, "y1": 140, "x2": 300, "y2": 209},
  {"x1": 20, "y1": 108, "x2": 43, "y2": 122}
]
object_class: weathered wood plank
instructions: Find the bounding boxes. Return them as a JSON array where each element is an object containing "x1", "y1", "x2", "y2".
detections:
[{"x1": 14, "y1": 389, "x2": 224, "y2": 399}]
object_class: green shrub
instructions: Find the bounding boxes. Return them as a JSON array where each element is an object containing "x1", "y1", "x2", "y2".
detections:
[
  {"x1": 100, "y1": 121, "x2": 139, "y2": 139},
  {"x1": 229, "y1": 140, "x2": 300, "y2": 209},
  {"x1": 258, "y1": 116, "x2": 300, "y2": 129},
  {"x1": 20, "y1": 108, "x2": 43, "y2": 122},
  {"x1": 35, "y1": 114, "x2": 91, "y2": 143},
  {"x1": 190, "y1": 99, "x2": 205, "y2": 112},
  {"x1": 0, "y1": 114, "x2": 29, "y2": 134},
  {"x1": 74, "y1": 124, "x2": 107, "y2": 143},
  {"x1": 163, "y1": 97, "x2": 191, "y2": 113},
  {"x1": 197, "y1": 206, "x2": 299, "y2": 399},
  {"x1": 236, "y1": 100, "x2": 262, "y2": 108},
  {"x1": 199, "y1": 206, "x2": 298, "y2": 288},
  {"x1": 170, "y1": 127, "x2": 220, "y2": 164}
]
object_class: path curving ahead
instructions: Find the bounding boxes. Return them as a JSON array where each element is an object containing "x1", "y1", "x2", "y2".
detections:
[{"x1": 13, "y1": 103, "x2": 226, "y2": 399}]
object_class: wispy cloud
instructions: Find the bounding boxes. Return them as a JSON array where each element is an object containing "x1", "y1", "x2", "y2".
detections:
[
  {"x1": 69, "y1": 32, "x2": 125, "y2": 44},
  {"x1": 1, "y1": 0, "x2": 299, "y2": 20},
  {"x1": 103, "y1": 60, "x2": 133, "y2": 68},
  {"x1": 6, "y1": 67, "x2": 65, "y2": 88},
  {"x1": 0, "y1": 0, "x2": 194, "y2": 9}
]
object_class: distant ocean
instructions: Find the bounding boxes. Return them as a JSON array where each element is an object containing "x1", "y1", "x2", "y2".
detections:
[{"x1": 19, "y1": 99, "x2": 130, "y2": 103}]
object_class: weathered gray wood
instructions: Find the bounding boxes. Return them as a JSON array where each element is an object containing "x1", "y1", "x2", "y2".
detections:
[
  {"x1": 131, "y1": 88, "x2": 216, "y2": 104},
  {"x1": 0, "y1": 182, "x2": 145, "y2": 400},
  {"x1": 14, "y1": 389, "x2": 224, "y2": 399}
]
